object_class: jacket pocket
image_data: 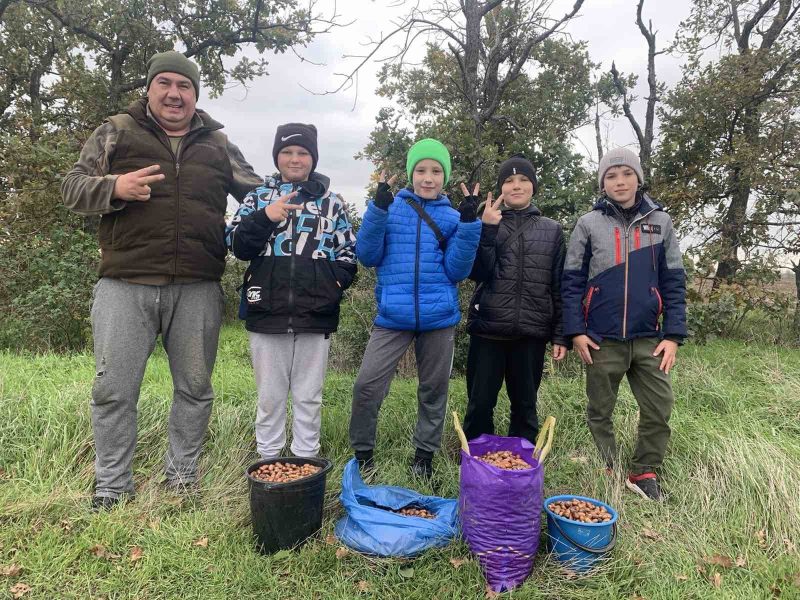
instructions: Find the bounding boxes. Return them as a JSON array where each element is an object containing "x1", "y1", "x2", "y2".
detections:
[
  {"x1": 310, "y1": 259, "x2": 343, "y2": 316},
  {"x1": 244, "y1": 259, "x2": 273, "y2": 313},
  {"x1": 583, "y1": 286, "x2": 599, "y2": 325},
  {"x1": 651, "y1": 286, "x2": 663, "y2": 331}
]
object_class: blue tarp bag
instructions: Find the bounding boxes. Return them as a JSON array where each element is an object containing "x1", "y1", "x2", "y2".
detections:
[{"x1": 334, "y1": 458, "x2": 459, "y2": 557}]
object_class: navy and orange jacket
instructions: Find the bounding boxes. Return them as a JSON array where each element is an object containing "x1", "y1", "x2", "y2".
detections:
[{"x1": 562, "y1": 193, "x2": 687, "y2": 343}]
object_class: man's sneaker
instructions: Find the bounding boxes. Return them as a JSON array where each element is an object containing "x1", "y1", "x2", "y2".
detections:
[
  {"x1": 410, "y1": 456, "x2": 433, "y2": 479},
  {"x1": 625, "y1": 472, "x2": 662, "y2": 501},
  {"x1": 90, "y1": 495, "x2": 121, "y2": 511}
]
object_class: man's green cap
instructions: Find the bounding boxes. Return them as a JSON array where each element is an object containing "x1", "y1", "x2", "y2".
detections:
[
  {"x1": 146, "y1": 51, "x2": 200, "y2": 98},
  {"x1": 406, "y1": 138, "x2": 452, "y2": 185}
]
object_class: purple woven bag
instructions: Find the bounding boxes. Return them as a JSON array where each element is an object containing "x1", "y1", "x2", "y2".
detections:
[{"x1": 459, "y1": 434, "x2": 544, "y2": 593}]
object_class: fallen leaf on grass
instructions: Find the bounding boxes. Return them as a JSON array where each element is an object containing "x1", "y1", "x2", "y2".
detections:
[
  {"x1": 335, "y1": 547, "x2": 349, "y2": 559},
  {"x1": 485, "y1": 585, "x2": 500, "y2": 599},
  {"x1": 735, "y1": 556, "x2": 747, "y2": 568},
  {"x1": 9, "y1": 582, "x2": 30, "y2": 598},
  {"x1": 710, "y1": 572, "x2": 722, "y2": 589},
  {"x1": 193, "y1": 537, "x2": 209, "y2": 548},
  {"x1": 756, "y1": 530, "x2": 767, "y2": 549},
  {"x1": 1, "y1": 565, "x2": 22, "y2": 577},
  {"x1": 783, "y1": 538, "x2": 796, "y2": 553},
  {"x1": 59, "y1": 520, "x2": 72, "y2": 532},
  {"x1": 89, "y1": 545, "x2": 120, "y2": 560},
  {"x1": 325, "y1": 534, "x2": 337, "y2": 545},
  {"x1": 704, "y1": 554, "x2": 733, "y2": 569},
  {"x1": 675, "y1": 574, "x2": 688, "y2": 582},
  {"x1": 129, "y1": 547, "x2": 144, "y2": 563},
  {"x1": 398, "y1": 566, "x2": 414, "y2": 578},
  {"x1": 449, "y1": 557, "x2": 468, "y2": 569},
  {"x1": 642, "y1": 529, "x2": 661, "y2": 541},
  {"x1": 356, "y1": 580, "x2": 370, "y2": 592}
]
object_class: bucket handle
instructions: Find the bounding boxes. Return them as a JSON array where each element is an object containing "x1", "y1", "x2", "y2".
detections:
[
  {"x1": 534, "y1": 416, "x2": 556, "y2": 463},
  {"x1": 452, "y1": 411, "x2": 471, "y2": 456},
  {"x1": 549, "y1": 515, "x2": 618, "y2": 554}
]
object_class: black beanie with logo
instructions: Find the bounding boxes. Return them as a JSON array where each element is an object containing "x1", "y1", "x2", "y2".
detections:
[
  {"x1": 272, "y1": 123, "x2": 319, "y2": 173},
  {"x1": 496, "y1": 154, "x2": 538, "y2": 195}
]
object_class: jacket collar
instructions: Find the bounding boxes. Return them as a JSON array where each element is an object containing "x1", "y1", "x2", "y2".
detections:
[
  {"x1": 500, "y1": 203, "x2": 541, "y2": 216},
  {"x1": 265, "y1": 171, "x2": 331, "y2": 197},
  {"x1": 396, "y1": 187, "x2": 451, "y2": 205},
  {"x1": 592, "y1": 191, "x2": 662, "y2": 216}
]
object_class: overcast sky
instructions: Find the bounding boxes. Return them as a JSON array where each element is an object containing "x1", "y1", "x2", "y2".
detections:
[{"x1": 200, "y1": 0, "x2": 693, "y2": 213}]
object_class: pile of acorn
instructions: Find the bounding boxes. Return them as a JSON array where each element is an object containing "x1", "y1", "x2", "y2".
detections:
[
  {"x1": 388, "y1": 506, "x2": 435, "y2": 519},
  {"x1": 475, "y1": 450, "x2": 533, "y2": 470},
  {"x1": 548, "y1": 498, "x2": 612, "y2": 523},
  {"x1": 250, "y1": 462, "x2": 321, "y2": 483}
]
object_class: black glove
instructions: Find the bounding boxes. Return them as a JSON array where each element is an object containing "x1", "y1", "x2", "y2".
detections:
[
  {"x1": 374, "y1": 182, "x2": 394, "y2": 210},
  {"x1": 458, "y1": 194, "x2": 479, "y2": 222}
]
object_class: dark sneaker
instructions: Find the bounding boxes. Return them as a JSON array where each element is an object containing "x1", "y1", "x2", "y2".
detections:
[
  {"x1": 410, "y1": 456, "x2": 433, "y2": 479},
  {"x1": 91, "y1": 495, "x2": 121, "y2": 511},
  {"x1": 625, "y1": 472, "x2": 662, "y2": 501}
]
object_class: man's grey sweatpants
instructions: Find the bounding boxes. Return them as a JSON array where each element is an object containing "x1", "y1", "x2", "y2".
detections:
[
  {"x1": 349, "y1": 326, "x2": 455, "y2": 457},
  {"x1": 91, "y1": 278, "x2": 224, "y2": 499},
  {"x1": 249, "y1": 332, "x2": 331, "y2": 459}
]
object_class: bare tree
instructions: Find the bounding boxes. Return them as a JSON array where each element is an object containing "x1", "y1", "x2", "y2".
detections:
[
  {"x1": 329, "y1": 0, "x2": 586, "y2": 177},
  {"x1": 608, "y1": 0, "x2": 664, "y2": 181}
]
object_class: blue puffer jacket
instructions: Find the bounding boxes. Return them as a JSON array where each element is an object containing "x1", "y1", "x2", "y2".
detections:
[{"x1": 357, "y1": 188, "x2": 482, "y2": 331}]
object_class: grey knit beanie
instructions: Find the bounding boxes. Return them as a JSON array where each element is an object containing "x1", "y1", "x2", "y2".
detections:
[{"x1": 598, "y1": 147, "x2": 644, "y2": 190}]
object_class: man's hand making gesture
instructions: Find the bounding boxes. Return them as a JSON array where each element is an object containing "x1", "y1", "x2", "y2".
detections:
[{"x1": 113, "y1": 165, "x2": 166, "y2": 201}]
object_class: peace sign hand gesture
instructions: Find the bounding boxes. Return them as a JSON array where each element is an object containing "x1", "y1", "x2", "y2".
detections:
[
  {"x1": 113, "y1": 165, "x2": 166, "y2": 202},
  {"x1": 482, "y1": 192, "x2": 503, "y2": 225},
  {"x1": 265, "y1": 191, "x2": 303, "y2": 223},
  {"x1": 374, "y1": 169, "x2": 398, "y2": 210},
  {"x1": 458, "y1": 182, "x2": 480, "y2": 222}
]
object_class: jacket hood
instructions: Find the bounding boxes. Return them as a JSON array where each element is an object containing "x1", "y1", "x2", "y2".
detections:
[
  {"x1": 396, "y1": 187, "x2": 451, "y2": 206},
  {"x1": 592, "y1": 191, "x2": 663, "y2": 216}
]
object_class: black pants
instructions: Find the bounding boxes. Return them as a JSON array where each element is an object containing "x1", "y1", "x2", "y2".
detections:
[{"x1": 463, "y1": 335, "x2": 547, "y2": 444}]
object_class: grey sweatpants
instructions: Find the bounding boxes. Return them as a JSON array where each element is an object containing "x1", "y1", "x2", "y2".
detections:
[
  {"x1": 90, "y1": 278, "x2": 224, "y2": 499},
  {"x1": 349, "y1": 326, "x2": 455, "y2": 457},
  {"x1": 248, "y1": 332, "x2": 331, "y2": 459}
]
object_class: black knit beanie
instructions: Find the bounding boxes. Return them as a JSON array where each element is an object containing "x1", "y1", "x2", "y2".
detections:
[
  {"x1": 272, "y1": 123, "x2": 319, "y2": 173},
  {"x1": 496, "y1": 154, "x2": 538, "y2": 195}
]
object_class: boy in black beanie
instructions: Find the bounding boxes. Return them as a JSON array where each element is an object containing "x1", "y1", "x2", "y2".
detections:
[
  {"x1": 226, "y1": 123, "x2": 356, "y2": 460},
  {"x1": 463, "y1": 154, "x2": 567, "y2": 444}
]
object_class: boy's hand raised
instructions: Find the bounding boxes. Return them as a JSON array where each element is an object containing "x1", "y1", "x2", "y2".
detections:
[
  {"x1": 265, "y1": 191, "x2": 303, "y2": 223},
  {"x1": 374, "y1": 170, "x2": 397, "y2": 210},
  {"x1": 458, "y1": 182, "x2": 480, "y2": 222},
  {"x1": 482, "y1": 192, "x2": 503, "y2": 225}
]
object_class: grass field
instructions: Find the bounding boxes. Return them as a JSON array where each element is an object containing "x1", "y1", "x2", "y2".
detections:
[{"x1": 1, "y1": 326, "x2": 799, "y2": 599}]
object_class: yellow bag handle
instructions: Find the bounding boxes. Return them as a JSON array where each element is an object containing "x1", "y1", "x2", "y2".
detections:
[
  {"x1": 534, "y1": 416, "x2": 556, "y2": 464},
  {"x1": 452, "y1": 411, "x2": 471, "y2": 456}
]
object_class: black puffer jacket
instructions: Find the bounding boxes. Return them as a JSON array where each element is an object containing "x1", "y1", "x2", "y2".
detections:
[{"x1": 467, "y1": 204, "x2": 566, "y2": 344}]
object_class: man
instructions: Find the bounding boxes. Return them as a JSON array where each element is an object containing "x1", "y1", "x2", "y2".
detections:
[{"x1": 62, "y1": 51, "x2": 262, "y2": 509}]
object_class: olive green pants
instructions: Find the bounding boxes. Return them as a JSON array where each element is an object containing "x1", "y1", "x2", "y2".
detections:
[{"x1": 585, "y1": 337, "x2": 674, "y2": 475}]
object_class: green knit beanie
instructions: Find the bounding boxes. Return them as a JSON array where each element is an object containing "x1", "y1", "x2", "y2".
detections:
[
  {"x1": 406, "y1": 138, "x2": 452, "y2": 185},
  {"x1": 146, "y1": 51, "x2": 200, "y2": 98}
]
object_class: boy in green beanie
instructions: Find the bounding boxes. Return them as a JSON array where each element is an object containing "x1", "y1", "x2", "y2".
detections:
[{"x1": 349, "y1": 138, "x2": 482, "y2": 478}]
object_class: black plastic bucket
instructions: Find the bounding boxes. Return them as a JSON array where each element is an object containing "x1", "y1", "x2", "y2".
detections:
[{"x1": 246, "y1": 456, "x2": 334, "y2": 554}]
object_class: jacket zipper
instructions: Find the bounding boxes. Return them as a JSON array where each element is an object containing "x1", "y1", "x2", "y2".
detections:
[
  {"x1": 287, "y1": 185, "x2": 297, "y2": 333},
  {"x1": 414, "y1": 205, "x2": 422, "y2": 332},
  {"x1": 513, "y1": 212, "x2": 524, "y2": 331}
]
